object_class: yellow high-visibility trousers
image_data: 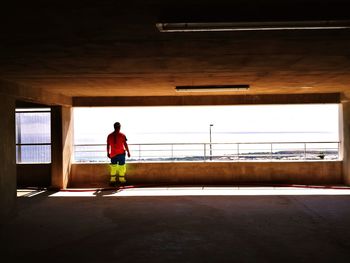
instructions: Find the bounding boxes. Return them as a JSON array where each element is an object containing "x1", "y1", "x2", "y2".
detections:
[
  {"x1": 109, "y1": 164, "x2": 127, "y2": 183},
  {"x1": 118, "y1": 164, "x2": 127, "y2": 183},
  {"x1": 109, "y1": 164, "x2": 118, "y2": 183}
]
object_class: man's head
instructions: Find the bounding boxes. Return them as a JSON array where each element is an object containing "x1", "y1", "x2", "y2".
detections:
[{"x1": 114, "y1": 122, "x2": 121, "y2": 132}]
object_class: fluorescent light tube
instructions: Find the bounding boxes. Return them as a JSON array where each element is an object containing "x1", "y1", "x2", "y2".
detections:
[
  {"x1": 157, "y1": 20, "x2": 350, "y2": 32},
  {"x1": 175, "y1": 85, "x2": 250, "y2": 92}
]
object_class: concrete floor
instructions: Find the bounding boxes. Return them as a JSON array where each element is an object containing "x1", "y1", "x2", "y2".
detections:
[{"x1": 2, "y1": 187, "x2": 350, "y2": 263}]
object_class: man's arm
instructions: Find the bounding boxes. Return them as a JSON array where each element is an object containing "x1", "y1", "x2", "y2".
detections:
[
  {"x1": 106, "y1": 141, "x2": 110, "y2": 158},
  {"x1": 124, "y1": 141, "x2": 131, "y2": 158}
]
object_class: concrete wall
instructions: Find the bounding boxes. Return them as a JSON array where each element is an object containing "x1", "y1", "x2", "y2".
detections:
[
  {"x1": 341, "y1": 101, "x2": 350, "y2": 185},
  {"x1": 51, "y1": 106, "x2": 73, "y2": 189},
  {"x1": 0, "y1": 94, "x2": 16, "y2": 223},
  {"x1": 70, "y1": 161, "x2": 342, "y2": 187}
]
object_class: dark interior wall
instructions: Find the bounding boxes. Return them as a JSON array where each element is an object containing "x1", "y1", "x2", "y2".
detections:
[
  {"x1": 0, "y1": 94, "x2": 16, "y2": 223},
  {"x1": 17, "y1": 164, "x2": 51, "y2": 187}
]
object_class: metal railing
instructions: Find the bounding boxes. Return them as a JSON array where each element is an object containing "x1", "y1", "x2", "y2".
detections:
[{"x1": 74, "y1": 141, "x2": 340, "y2": 163}]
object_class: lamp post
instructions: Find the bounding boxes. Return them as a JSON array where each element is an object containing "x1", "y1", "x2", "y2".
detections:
[{"x1": 209, "y1": 124, "x2": 214, "y2": 160}]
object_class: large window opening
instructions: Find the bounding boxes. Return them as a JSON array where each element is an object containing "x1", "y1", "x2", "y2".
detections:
[
  {"x1": 73, "y1": 104, "x2": 339, "y2": 163},
  {"x1": 16, "y1": 108, "x2": 51, "y2": 164}
]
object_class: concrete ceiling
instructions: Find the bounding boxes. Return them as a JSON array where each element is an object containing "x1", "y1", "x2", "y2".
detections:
[{"x1": 1, "y1": 0, "x2": 350, "y2": 99}]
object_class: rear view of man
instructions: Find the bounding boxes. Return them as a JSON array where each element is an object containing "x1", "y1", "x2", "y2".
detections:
[{"x1": 107, "y1": 122, "x2": 131, "y2": 186}]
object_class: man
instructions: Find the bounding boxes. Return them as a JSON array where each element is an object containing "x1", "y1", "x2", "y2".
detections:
[{"x1": 107, "y1": 122, "x2": 131, "y2": 186}]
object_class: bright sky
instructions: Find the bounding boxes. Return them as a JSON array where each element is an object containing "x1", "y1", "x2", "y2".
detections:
[{"x1": 74, "y1": 104, "x2": 339, "y2": 144}]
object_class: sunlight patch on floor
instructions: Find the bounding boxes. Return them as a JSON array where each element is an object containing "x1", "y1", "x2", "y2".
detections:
[
  {"x1": 48, "y1": 186, "x2": 350, "y2": 197},
  {"x1": 17, "y1": 189, "x2": 47, "y2": 197}
]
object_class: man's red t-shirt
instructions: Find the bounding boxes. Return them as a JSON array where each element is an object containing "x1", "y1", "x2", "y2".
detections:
[{"x1": 107, "y1": 132, "x2": 127, "y2": 158}]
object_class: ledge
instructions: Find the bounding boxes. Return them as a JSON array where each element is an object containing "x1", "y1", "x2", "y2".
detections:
[{"x1": 69, "y1": 161, "x2": 343, "y2": 187}]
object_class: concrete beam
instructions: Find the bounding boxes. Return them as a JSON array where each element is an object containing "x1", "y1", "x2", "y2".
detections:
[
  {"x1": 73, "y1": 93, "x2": 340, "y2": 107},
  {"x1": 0, "y1": 94, "x2": 16, "y2": 223},
  {"x1": 0, "y1": 79, "x2": 71, "y2": 106}
]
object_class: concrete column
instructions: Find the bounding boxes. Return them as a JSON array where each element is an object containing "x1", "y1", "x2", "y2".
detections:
[
  {"x1": 0, "y1": 94, "x2": 16, "y2": 223},
  {"x1": 51, "y1": 106, "x2": 74, "y2": 189},
  {"x1": 340, "y1": 101, "x2": 350, "y2": 185}
]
